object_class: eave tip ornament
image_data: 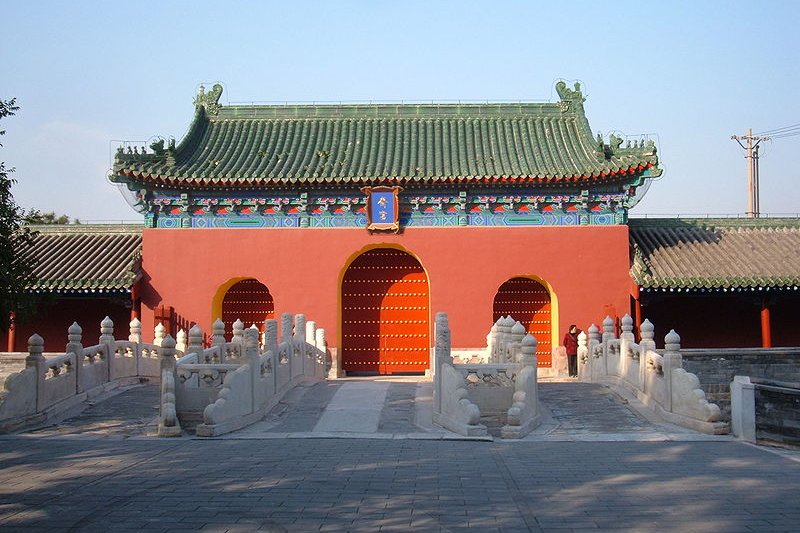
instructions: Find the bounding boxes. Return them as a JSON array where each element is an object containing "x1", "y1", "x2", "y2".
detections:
[
  {"x1": 555, "y1": 81, "x2": 585, "y2": 112},
  {"x1": 194, "y1": 83, "x2": 223, "y2": 116},
  {"x1": 362, "y1": 186, "x2": 403, "y2": 233}
]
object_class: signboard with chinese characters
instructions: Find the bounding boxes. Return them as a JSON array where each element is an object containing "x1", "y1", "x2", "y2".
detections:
[{"x1": 362, "y1": 186, "x2": 403, "y2": 232}]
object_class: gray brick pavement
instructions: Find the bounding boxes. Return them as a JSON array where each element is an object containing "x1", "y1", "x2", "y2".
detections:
[
  {"x1": 0, "y1": 436, "x2": 798, "y2": 532},
  {"x1": 5, "y1": 379, "x2": 800, "y2": 531}
]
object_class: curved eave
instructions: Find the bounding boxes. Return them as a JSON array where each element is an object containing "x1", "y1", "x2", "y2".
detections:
[
  {"x1": 635, "y1": 276, "x2": 800, "y2": 291},
  {"x1": 115, "y1": 162, "x2": 656, "y2": 191}
]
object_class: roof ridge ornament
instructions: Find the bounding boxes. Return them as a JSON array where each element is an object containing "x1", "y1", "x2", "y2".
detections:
[
  {"x1": 555, "y1": 81, "x2": 585, "y2": 112},
  {"x1": 194, "y1": 83, "x2": 223, "y2": 116}
]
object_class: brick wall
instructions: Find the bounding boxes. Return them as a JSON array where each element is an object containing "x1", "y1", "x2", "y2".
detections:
[
  {"x1": 754, "y1": 381, "x2": 800, "y2": 447},
  {"x1": 681, "y1": 348, "x2": 800, "y2": 421}
]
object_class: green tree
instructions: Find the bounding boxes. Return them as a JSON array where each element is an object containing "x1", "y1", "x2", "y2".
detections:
[
  {"x1": 0, "y1": 99, "x2": 38, "y2": 331},
  {"x1": 25, "y1": 210, "x2": 81, "y2": 225}
]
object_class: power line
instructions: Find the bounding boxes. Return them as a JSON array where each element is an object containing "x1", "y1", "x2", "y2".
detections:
[
  {"x1": 769, "y1": 130, "x2": 800, "y2": 139},
  {"x1": 755, "y1": 122, "x2": 800, "y2": 135}
]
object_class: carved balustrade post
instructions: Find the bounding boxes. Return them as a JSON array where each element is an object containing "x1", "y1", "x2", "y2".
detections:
[
  {"x1": 619, "y1": 314, "x2": 634, "y2": 378},
  {"x1": 232, "y1": 319, "x2": 245, "y2": 348},
  {"x1": 639, "y1": 319, "x2": 656, "y2": 392},
  {"x1": 602, "y1": 316, "x2": 615, "y2": 343},
  {"x1": 280, "y1": 313, "x2": 293, "y2": 346},
  {"x1": 487, "y1": 319, "x2": 500, "y2": 363},
  {"x1": 160, "y1": 334, "x2": 177, "y2": 373},
  {"x1": 128, "y1": 318, "x2": 143, "y2": 371},
  {"x1": 27, "y1": 333, "x2": 46, "y2": 411},
  {"x1": 244, "y1": 326, "x2": 260, "y2": 412},
  {"x1": 175, "y1": 329, "x2": 187, "y2": 355},
  {"x1": 434, "y1": 312, "x2": 451, "y2": 415},
  {"x1": 154, "y1": 323, "x2": 166, "y2": 347},
  {"x1": 294, "y1": 314, "x2": 306, "y2": 344},
  {"x1": 305, "y1": 320, "x2": 316, "y2": 348},
  {"x1": 663, "y1": 330, "x2": 682, "y2": 413},
  {"x1": 187, "y1": 324, "x2": 204, "y2": 361},
  {"x1": 99, "y1": 316, "x2": 114, "y2": 345},
  {"x1": 511, "y1": 321, "x2": 526, "y2": 363},
  {"x1": 264, "y1": 319, "x2": 278, "y2": 354},
  {"x1": 587, "y1": 324, "x2": 601, "y2": 378},
  {"x1": 211, "y1": 319, "x2": 225, "y2": 346},
  {"x1": 520, "y1": 333, "x2": 537, "y2": 367},
  {"x1": 245, "y1": 326, "x2": 259, "y2": 359},
  {"x1": 294, "y1": 314, "x2": 307, "y2": 367},
  {"x1": 66, "y1": 322, "x2": 84, "y2": 394},
  {"x1": 602, "y1": 316, "x2": 615, "y2": 375},
  {"x1": 499, "y1": 316, "x2": 513, "y2": 363},
  {"x1": 157, "y1": 334, "x2": 181, "y2": 437},
  {"x1": 577, "y1": 330, "x2": 588, "y2": 381},
  {"x1": 128, "y1": 318, "x2": 142, "y2": 343},
  {"x1": 315, "y1": 327, "x2": 328, "y2": 378},
  {"x1": 100, "y1": 316, "x2": 115, "y2": 381},
  {"x1": 280, "y1": 313, "x2": 293, "y2": 375}
]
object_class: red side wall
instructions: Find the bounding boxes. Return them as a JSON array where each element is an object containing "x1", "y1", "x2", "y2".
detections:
[
  {"x1": 1, "y1": 298, "x2": 130, "y2": 353},
  {"x1": 138, "y1": 225, "x2": 631, "y2": 354},
  {"x1": 641, "y1": 293, "x2": 800, "y2": 348}
]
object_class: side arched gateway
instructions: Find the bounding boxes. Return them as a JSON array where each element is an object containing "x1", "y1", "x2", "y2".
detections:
[
  {"x1": 221, "y1": 278, "x2": 274, "y2": 340},
  {"x1": 493, "y1": 277, "x2": 554, "y2": 366},
  {"x1": 341, "y1": 248, "x2": 429, "y2": 374}
]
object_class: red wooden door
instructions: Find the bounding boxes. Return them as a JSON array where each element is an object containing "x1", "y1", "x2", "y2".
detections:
[
  {"x1": 493, "y1": 277, "x2": 552, "y2": 366},
  {"x1": 221, "y1": 279, "x2": 275, "y2": 340},
  {"x1": 342, "y1": 249, "x2": 429, "y2": 374}
]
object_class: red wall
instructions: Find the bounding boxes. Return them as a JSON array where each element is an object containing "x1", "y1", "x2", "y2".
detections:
[
  {"x1": 642, "y1": 293, "x2": 800, "y2": 348},
  {"x1": 1, "y1": 298, "x2": 130, "y2": 353},
  {"x1": 138, "y1": 225, "x2": 631, "y2": 354}
]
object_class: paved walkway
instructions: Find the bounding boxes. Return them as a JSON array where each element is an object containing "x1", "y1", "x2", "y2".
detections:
[{"x1": 2, "y1": 379, "x2": 799, "y2": 531}]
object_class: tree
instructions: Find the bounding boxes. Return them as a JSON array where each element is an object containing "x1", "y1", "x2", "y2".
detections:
[
  {"x1": 25, "y1": 210, "x2": 81, "y2": 225},
  {"x1": 0, "y1": 98, "x2": 38, "y2": 331}
]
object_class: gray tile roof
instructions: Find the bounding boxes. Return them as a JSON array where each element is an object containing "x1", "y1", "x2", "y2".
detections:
[
  {"x1": 629, "y1": 218, "x2": 800, "y2": 290},
  {"x1": 20, "y1": 225, "x2": 142, "y2": 292}
]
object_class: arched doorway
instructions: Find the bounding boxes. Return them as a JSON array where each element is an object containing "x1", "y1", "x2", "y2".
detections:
[
  {"x1": 221, "y1": 278, "x2": 275, "y2": 340},
  {"x1": 493, "y1": 277, "x2": 553, "y2": 366},
  {"x1": 341, "y1": 248, "x2": 429, "y2": 374}
]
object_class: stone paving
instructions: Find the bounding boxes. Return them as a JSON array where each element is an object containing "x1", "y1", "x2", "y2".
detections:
[{"x1": 1, "y1": 379, "x2": 799, "y2": 531}]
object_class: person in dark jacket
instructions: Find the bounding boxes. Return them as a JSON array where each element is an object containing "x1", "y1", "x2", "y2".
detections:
[{"x1": 563, "y1": 324, "x2": 581, "y2": 377}]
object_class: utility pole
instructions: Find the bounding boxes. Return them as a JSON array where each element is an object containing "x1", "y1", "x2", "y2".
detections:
[{"x1": 731, "y1": 129, "x2": 770, "y2": 218}]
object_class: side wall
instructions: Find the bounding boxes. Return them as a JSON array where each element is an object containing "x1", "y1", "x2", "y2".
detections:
[
  {"x1": 0, "y1": 297, "x2": 130, "y2": 352},
  {"x1": 683, "y1": 349, "x2": 800, "y2": 422},
  {"x1": 641, "y1": 294, "x2": 800, "y2": 348},
  {"x1": 139, "y1": 225, "x2": 631, "y2": 356}
]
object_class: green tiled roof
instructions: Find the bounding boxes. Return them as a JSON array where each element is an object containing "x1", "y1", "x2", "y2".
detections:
[
  {"x1": 629, "y1": 218, "x2": 800, "y2": 290},
  {"x1": 20, "y1": 225, "x2": 142, "y2": 292},
  {"x1": 112, "y1": 83, "x2": 660, "y2": 189}
]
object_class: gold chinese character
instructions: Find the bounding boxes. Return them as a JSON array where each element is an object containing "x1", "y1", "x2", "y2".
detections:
[
  {"x1": 378, "y1": 197, "x2": 387, "y2": 207},
  {"x1": 379, "y1": 211, "x2": 388, "y2": 221}
]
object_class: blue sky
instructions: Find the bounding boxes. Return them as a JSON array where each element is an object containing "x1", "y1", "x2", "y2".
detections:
[{"x1": 2, "y1": 1, "x2": 799, "y2": 221}]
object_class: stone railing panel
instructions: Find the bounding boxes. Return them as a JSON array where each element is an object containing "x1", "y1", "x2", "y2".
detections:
[
  {"x1": 433, "y1": 312, "x2": 541, "y2": 438},
  {"x1": 111, "y1": 341, "x2": 139, "y2": 380},
  {"x1": 40, "y1": 352, "x2": 78, "y2": 410},
  {"x1": 79, "y1": 344, "x2": 110, "y2": 393},
  {"x1": 180, "y1": 314, "x2": 327, "y2": 437},
  {"x1": 0, "y1": 367, "x2": 38, "y2": 422},
  {"x1": 579, "y1": 314, "x2": 727, "y2": 434}
]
